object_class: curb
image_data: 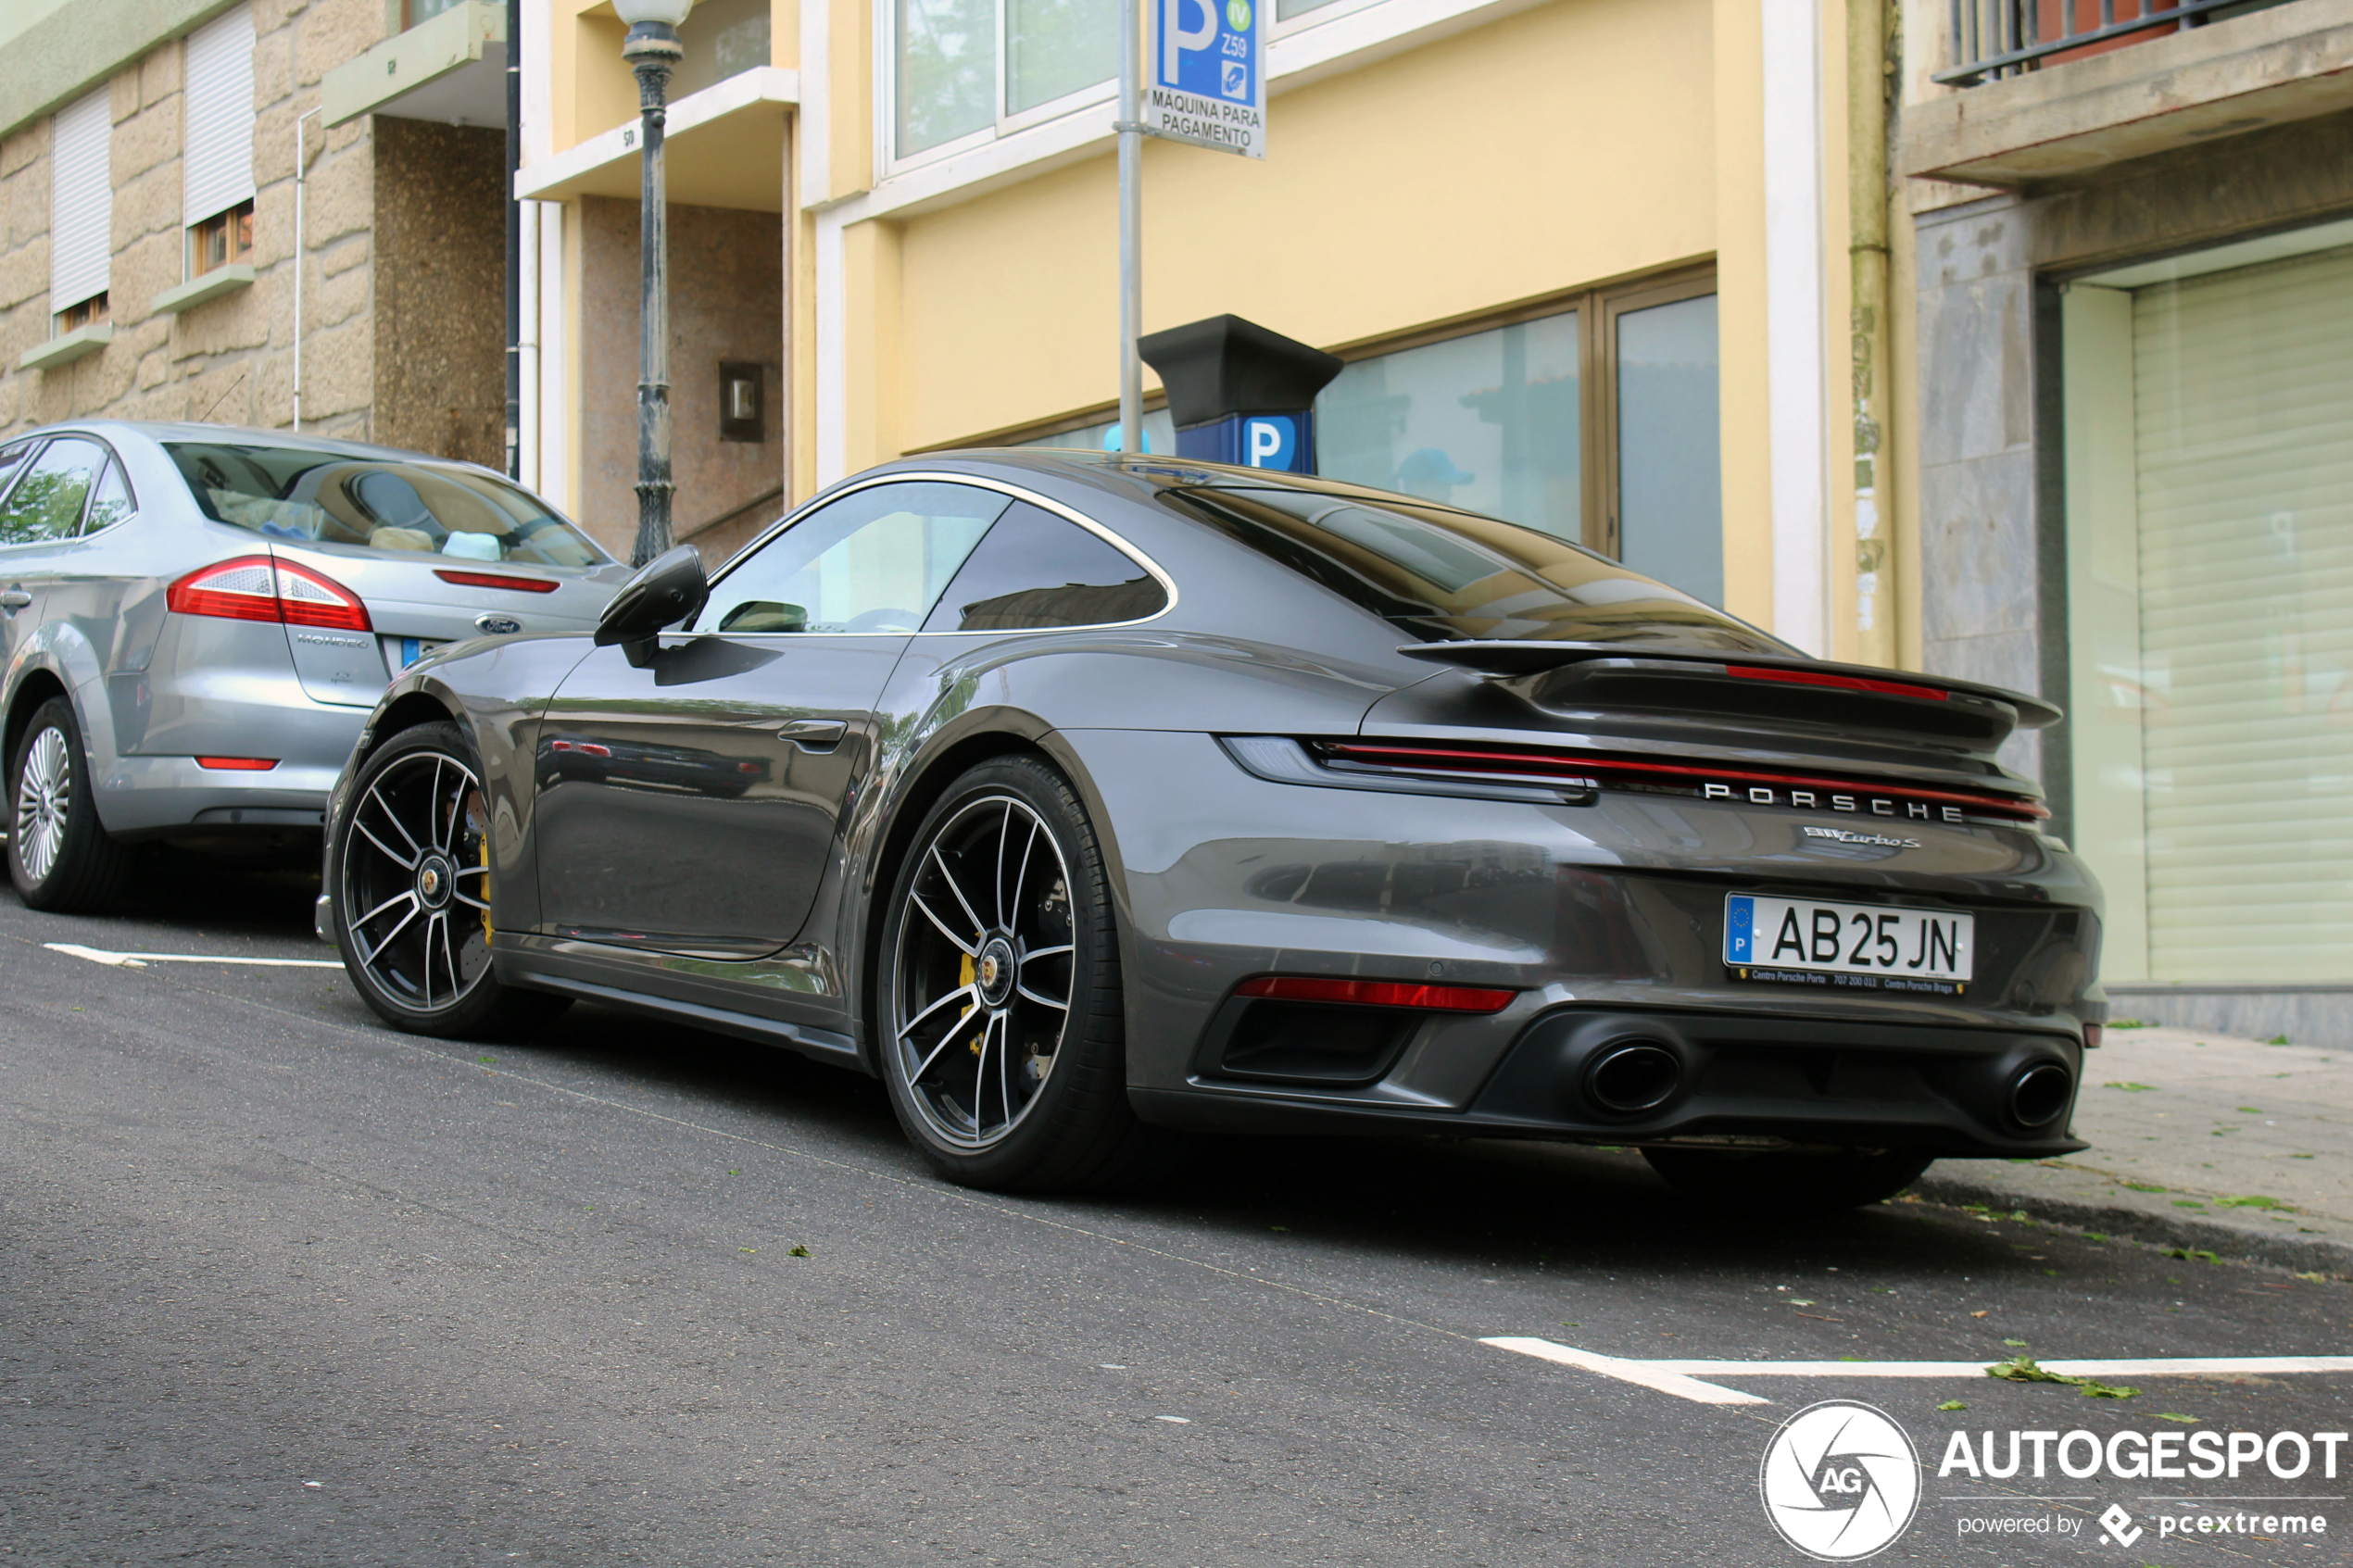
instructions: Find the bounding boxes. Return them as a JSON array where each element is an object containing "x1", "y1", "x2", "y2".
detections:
[{"x1": 1913, "y1": 1172, "x2": 2353, "y2": 1278}]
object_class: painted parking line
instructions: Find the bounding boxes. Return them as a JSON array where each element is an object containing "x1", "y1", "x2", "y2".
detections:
[
  {"x1": 1481, "y1": 1337, "x2": 2353, "y2": 1406},
  {"x1": 44, "y1": 942, "x2": 344, "y2": 970}
]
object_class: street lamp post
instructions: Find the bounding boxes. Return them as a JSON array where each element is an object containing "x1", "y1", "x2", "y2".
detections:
[{"x1": 614, "y1": 0, "x2": 692, "y2": 567}]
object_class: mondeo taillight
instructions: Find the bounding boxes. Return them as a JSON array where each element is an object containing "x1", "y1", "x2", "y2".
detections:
[{"x1": 167, "y1": 556, "x2": 372, "y2": 633}]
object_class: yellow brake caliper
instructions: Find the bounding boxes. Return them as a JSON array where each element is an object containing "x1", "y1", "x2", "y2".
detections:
[{"x1": 959, "y1": 952, "x2": 983, "y2": 1053}]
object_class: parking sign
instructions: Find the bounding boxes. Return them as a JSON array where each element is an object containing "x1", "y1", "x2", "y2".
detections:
[{"x1": 1147, "y1": 0, "x2": 1264, "y2": 158}]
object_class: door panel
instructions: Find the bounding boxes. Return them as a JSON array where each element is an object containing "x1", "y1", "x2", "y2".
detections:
[{"x1": 533, "y1": 635, "x2": 906, "y2": 957}]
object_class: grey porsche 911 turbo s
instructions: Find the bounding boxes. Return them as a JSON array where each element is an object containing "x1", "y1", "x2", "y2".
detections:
[{"x1": 320, "y1": 451, "x2": 2102, "y2": 1204}]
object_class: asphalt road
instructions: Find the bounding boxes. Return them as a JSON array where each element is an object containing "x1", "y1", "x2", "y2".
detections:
[{"x1": 4, "y1": 850, "x2": 2350, "y2": 1566}]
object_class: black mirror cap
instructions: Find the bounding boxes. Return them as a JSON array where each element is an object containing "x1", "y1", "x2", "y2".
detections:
[{"x1": 594, "y1": 545, "x2": 710, "y2": 647}]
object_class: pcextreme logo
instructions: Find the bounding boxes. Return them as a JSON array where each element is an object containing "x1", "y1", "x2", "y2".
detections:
[{"x1": 1759, "y1": 1400, "x2": 1922, "y2": 1560}]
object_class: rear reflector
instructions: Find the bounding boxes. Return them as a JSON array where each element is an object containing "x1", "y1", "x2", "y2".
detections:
[
  {"x1": 196, "y1": 757, "x2": 277, "y2": 771},
  {"x1": 548, "y1": 740, "x2": 611, "y2": 757},
  {"x1": 1727, "y1": 664, "x2": 1948, "y2": 701},
  {"x1": 1320, "y1": 741, "x2": 2049, "y2": 822},
  {"x1": 2083, "y1": 1023, "x2": 2103, "y2": 1050},
  {"x1": 168, "y1": 555, "x2": 372, "y2": 633},
  {"x1": 1236, "y1": 975, "x2": 1517, "y2": 1012},
  {"x1": 435, "y1": 570, "x2": 560, "y2": 594}
]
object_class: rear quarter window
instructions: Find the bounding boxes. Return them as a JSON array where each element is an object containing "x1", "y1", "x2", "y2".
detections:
[{"x1": 920, "y1": 502, "x2": 1166, "y2": 632}]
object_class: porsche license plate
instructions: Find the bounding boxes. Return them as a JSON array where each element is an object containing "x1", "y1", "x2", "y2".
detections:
[{"x1": 1724, "y1": 894, "x2": 1972, "y2": 984}]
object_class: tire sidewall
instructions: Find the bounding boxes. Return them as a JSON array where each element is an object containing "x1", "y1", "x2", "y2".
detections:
[{"x1": 875, "y1": 757, "x2": 1117, "y2": 1185}]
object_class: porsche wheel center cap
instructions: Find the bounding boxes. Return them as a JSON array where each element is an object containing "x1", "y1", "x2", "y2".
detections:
[
  {"x1": 417, "y1": 856, "x2": 453, "y2": 909},
  {"x1": 976, "y1": 938, "x2": 1016, "y2": 1007}
]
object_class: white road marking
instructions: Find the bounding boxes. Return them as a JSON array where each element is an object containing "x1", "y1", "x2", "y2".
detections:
[
  {"x1": 44, "y1": 942, "x2": 344, "y2": 970},
  {"x1": 1482, "y1": 1337, "x2": 2353, "y2": 1405},
  {"x1": 1479, "y1": 1337, "x2": 1770, "y2": 1405}
]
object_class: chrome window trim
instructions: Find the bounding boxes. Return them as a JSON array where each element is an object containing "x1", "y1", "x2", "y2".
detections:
[{"x1": 702, "y1": 469, "x2": 1178, "y2": 638}]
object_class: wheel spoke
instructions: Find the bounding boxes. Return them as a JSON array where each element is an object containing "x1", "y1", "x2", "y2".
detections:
[
  {"x1": 995, "y1": 1013, "x2": 1012, "y2": 1132},
  {"x1": 356, "y1": 897, "x2": 421, "y2": 967},
  {"x1": 1005, "y1": 815, "x2": 1039, "y2": 934},
  {"x1": 439, "y1": 909, "x2": 459, "y2": 999},
  {"x1": 992, "y1": 802, "x2": 1012, "y2": 928},
  {"x1": 365, "y1": 783, "x2": 423, "y2": 859},
  {"x1": 928, "y1": 845, "x2": 988, "y2": 938},
  {"x1": 910, "y1": 1003, "x2": 984, "y2": 1085},
  {"x1": 1021, "y1": 943, "x2": 1074, "y2": 962},
  {"x1": 909, "y1": 890, "x2": 976, "y2": 955},
  {"x1": 1013, "y1": 982, "x2": 1068, "y2": 1010},
  {"x1": 897, "y1": 982, "x2": 979, "y2": 1041},
  {"x1": 429, "y1": 759, "x2": 448, "y2": 852},
  {"x1": 353, "y1": 818, "x2": 418, "y2": 871}
]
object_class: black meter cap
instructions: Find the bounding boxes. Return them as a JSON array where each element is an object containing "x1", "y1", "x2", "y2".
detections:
[{"x1": 1137, "y1": 315, "x2": 1344, "y2": 428}]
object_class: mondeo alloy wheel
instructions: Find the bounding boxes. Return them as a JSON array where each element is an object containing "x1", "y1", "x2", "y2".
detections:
[
  {"x1": 341, "y1": 747, "x2": 496, "y2": 1015},
  {"x1": 14, "y1": 725, "x2": 71, "y2": 884},
  {"x1": 890, "y1": 792, "x2": 1077, "y2": 1151}
]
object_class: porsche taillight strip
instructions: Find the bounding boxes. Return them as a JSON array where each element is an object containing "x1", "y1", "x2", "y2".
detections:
[
  {"x1": 1725, "y1": 664, "x2": 1949, "y2": 702},
  {"x1": 1318, "y1": 741, "x2": 2048, "y2": 822},
  {"x1": 1236, "y1": 975, "x2": 1518, "y2": 1012}
]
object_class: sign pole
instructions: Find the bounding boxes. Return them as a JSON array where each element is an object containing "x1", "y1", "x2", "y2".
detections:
[{"x1": 1116, "y1": 0, "x2": 1143, "y2": 455}]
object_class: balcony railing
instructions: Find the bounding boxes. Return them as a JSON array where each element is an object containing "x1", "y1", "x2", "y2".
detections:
[{"x1": 1937, "y1": 1, "x2": 2287, "y2": 86}]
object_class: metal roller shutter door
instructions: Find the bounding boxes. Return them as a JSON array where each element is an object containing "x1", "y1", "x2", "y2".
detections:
[{"x1": 2133, "y1": 245, "x2": 2353, "y2": 982}]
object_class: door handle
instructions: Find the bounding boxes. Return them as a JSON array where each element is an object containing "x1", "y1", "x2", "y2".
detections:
[
  {"x1": 776, "y1": 719, "x2": 846, "y2": 751},
  {"x1": 0, "y1": 589, "x2": 30, "y2": 609}
]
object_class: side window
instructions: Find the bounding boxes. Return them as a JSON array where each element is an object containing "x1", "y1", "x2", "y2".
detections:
[
  {"x1": 0, "y1": 437, "x2": 107, "y2": 545},
  {"x1": 693, "y1": 481, "x2": 1013, "y2": 634},
  {"x1": 921, "y1": 502, "x2": 1166, "y2": 632},
  {"x1": 82, "y1": 458, "x2": 135, "y2": 533},
  {"x1": 0, "y1": 441, "x2": 35, "y2": 507}
]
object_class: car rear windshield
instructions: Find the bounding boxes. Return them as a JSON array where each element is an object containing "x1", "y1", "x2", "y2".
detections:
[
  {"x1": 1161, "y1": 483, "x2": 1791, "y2": 654},
  {"x1": 165, "y1": 442, "x2": 610, "y2": 568}
]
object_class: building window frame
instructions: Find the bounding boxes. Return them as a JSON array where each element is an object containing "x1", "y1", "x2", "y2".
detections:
[
  {"x1": 189, "y1": 199, "x2": 255, "y2": 280},
  {"x1": 1266, "y1": 0, "x2": 1391, "y2": 40},
  {"x1": 881, "y1": 0, "x2": 1122, "y2": 175}
]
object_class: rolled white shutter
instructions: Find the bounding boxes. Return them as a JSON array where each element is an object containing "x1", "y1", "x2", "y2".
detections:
[
  {"x1": 2132, "y1": 245, "x2": 2353, "y2": 982},
  {"x1": 49, "y1": 88, "x2": 111, "y2": 312},
  {"x1": 182, "y1": 2, "x2": 256, "y2": 228}
]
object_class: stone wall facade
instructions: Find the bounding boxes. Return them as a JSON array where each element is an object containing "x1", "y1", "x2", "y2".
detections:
[{"x1": 0, "y1": 0, "x2": 500, "y2": 468}]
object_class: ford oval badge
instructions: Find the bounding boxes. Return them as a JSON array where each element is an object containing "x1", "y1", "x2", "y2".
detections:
[{"x1": 474, "y1": 612, "x2": 524, "y2": 636}]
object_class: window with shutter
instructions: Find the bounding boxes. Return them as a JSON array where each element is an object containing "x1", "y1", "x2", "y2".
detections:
[
  {"x1": 182, "y1": 4, "x2": 256, "y2": 238},
  {"x1": 49, "y1": 88, "x2": 110, "y2": 327}
]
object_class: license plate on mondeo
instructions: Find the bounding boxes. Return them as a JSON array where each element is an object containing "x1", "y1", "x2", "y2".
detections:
[{"x1": 1724, "y1": 893, "x2": 1973, "y2": 987}]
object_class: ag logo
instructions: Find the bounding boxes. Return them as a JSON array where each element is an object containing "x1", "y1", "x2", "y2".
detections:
[{"x1": 1758, "y1": 1399, "x2": 1920, "y2": 1560}]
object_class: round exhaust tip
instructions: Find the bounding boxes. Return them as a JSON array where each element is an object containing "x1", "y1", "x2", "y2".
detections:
[
  {"x1": 2009, "y1": 1061, "x2": 2073, "y2": 1128},
  {"x1": 1585, "y1": 1041, "x2": 1682, "y2": 1116}
]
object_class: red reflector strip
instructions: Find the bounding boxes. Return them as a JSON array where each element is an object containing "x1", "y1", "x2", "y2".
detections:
[
  {"x1": 435, "y1": 570, "x2": 560, "y2": 594},
  {"x1": 1321, "y1": 743, "x2": 2049, "y2": 821},
  {"x1": 1726, "y1": 664, "x2": 1949, "y2": 702},
  {"x1": 1235, "y1": 975, "x2": 1517, "y2": 1013},
  {"x1": 195, "y1": 757, "x2": 278, "y2": 771},
  {"x1": 2084, "y1": 1023, "x2": 2103, "y2": 1051}
]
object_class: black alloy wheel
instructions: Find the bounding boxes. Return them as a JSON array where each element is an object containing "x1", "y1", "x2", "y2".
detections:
[
  {"x1": 1642, "y1": 1145, "x2": 1936, "y2": 1212},
  {"x1": 877, "y1": 756, "x2": 1178, "y2": 1191},
  {"x1": 333, "y1": 721, "x2": 569, "y2": 1040},
  {"x1": 7, "y1": 696, "x2": 132, "y2": 912}
]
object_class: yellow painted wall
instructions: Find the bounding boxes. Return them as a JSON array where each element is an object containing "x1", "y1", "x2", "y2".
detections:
[
  {"x1": 1708, "y1": 0, "x2": 1769, "y2": 636},
  {"x1": 891, "y1": 0, "x2": 1719, "y2": 452}
]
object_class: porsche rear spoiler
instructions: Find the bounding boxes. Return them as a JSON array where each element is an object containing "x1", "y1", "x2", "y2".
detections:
[{"x1": 1395, "y1": 641, "x2": 2063, "y2": 734}]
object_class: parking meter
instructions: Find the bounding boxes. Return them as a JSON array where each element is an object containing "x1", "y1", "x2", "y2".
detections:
[{"x1": 1136, "y1": 315, "x2": 1344, "y2": 474}]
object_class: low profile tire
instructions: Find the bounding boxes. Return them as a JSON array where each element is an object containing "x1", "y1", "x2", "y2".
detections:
[
  {"x1": 875, "y1": 755, "x2": 1180, "y2": 1192},
  {"x1": 331, "y1": 721, "x2": 570, "y2": 1042},
  {"x1": 8, "y1": 696, "x2": 132, "y2": 913},
  {"x1": 1642, "y1": 1146, "x2": 1934, "y2": 1212}
]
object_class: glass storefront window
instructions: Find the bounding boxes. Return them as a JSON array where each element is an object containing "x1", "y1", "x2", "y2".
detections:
[
  {"x1": 1616, "y1": 293, "x2": 1723, "y2": 609},
  {"x1": 1318, "y1": 313, "x2": 1580, "y2": 543}
]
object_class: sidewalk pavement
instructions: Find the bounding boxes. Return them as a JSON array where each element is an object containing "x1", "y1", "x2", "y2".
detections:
[{"x1": 1917, "y1": 1024, "x2": 2353, "y2": 1275}]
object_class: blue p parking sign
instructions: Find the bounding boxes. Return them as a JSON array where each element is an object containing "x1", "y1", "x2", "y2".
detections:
[{"x1": 1149, "y1": 0, "x2": 1265, "y2": 158}]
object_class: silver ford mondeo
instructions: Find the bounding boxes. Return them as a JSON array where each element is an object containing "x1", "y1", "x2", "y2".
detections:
[
  {"x1": 0, "y1": 422, "x2": 623, "y2": 910},
  {"x1": 319, "y1": 452, "x2": 2106, "y2": 1207}
]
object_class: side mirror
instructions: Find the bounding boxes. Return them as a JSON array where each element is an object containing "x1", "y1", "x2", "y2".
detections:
[{"x1": 594, "y1": 545, "x2": 709, "y2": 654}]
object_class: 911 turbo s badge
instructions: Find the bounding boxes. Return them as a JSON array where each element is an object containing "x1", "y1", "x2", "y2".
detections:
[
  {"x1": 1701, "y1": 781, "x2": 1968, "y2": 824},
  {"x1": 1802, "y1": 825, "x2": 1920, "y2": 849}
]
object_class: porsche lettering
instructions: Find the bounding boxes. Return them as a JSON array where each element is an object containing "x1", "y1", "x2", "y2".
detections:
[{"x1": 1702, "y1": 781, "x2": 1967, "y2": 824}]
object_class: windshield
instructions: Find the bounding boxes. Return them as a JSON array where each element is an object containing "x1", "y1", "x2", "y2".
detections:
[
  {"x1": 164, "y1": 442, "x2": 611, "y2": 568},
  {"x1": 1161, "y1": 483, "x2": 1792, "y2": 654}
]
